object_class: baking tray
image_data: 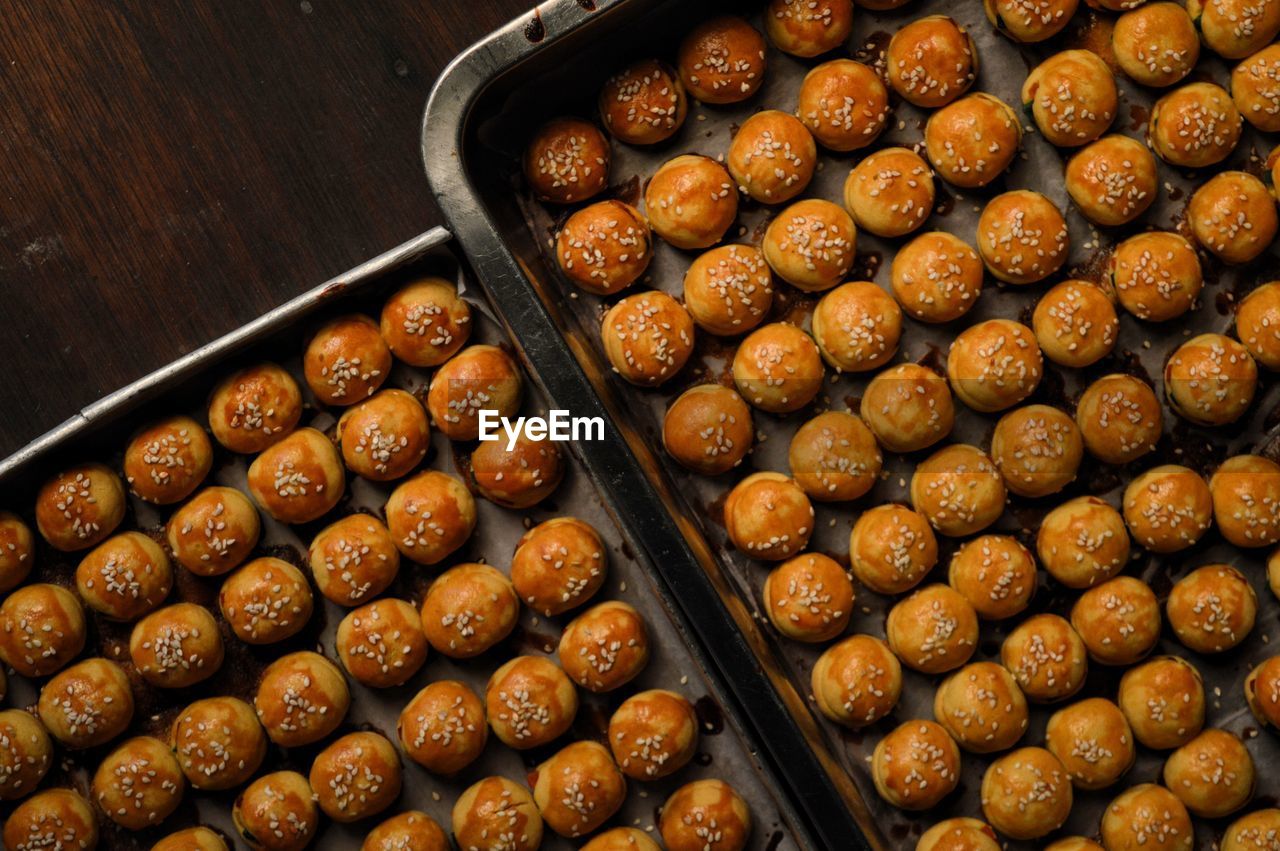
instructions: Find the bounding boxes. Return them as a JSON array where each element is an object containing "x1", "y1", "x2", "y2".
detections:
[
  {"x1": 0, "y1": 230, "x2": 811, "y2": 849},
  {"x1": 423, "y1": 0, "x2": 1280, "y2": 848}
]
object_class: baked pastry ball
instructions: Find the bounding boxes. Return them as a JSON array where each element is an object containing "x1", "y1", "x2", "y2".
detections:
[
  {"x1": 130, "y1": 603, "x2": 222, "y2": 688},
  {"x1": 986, "y1": 0, "x2": 1079, "y2": 41},
  {"x1": 246, "y1": 427, "x2": 344, "y2": 524},
  {"x1": 167, "y1": 486, "x2": 260, "y2": 576},
  {"x1": 363, "y1": 811, "x2": 447, "y2": 851},
  {"x1": 1113, "y1": 3, "x2": 1200, "y2": 87},
  {"x1": 1045, "y1": 698, "x2": 1135, "y2": 789},
  {"x1": 917, "y1": 819, "x2": 1001, "y2": 851},
  {"x1": 886, "y1": 16, "x2": 977, "y2": 108},
  {"x1": 470, "y1": 425, "x2": 564, "y2": 509},
  {"x1": 1071, "y1": 576, "x2": 1162, "y2": 665},
  {"x1": 662, "y1": 385, "x2": 754, "y2": 475},
  {"x1": 582, "y1": 829, "x2": 662, "y2": 851},
  {"x1": 1223, "y1": 810, "x2": 1280, "y2": 851},
  {"x1": 124, "y1": 415, "x2": 213, "y2": 504},
  {"x1": 1149, "y1": 83, "x2": 1242, "y2": 167},
  {"x1": 38, "y1": 658, "x2": 134, "y2": 749},
  {"x1": 303, "y1": 314, "x2": 390, "y2": 406},
  {"x1": 872, "y1": 720, "x2": 961, "y2": 810},
  {"x1": 555, "y1": 200, "x2": 652, "y2": 295},
  {"x1": 398, "y1": 680, "x2": 487, "y2": 775},
  {"x1": 1164, "y1": 728, "x2": 1254, "y2": 818},
  {"x1": 171, "y1": 696, "x2": 265, "y2": 790},
  {"x1": 1037, "y1": 496, "x2": 1130, "y2": 589},
  {"x1": 925, "y1": 94, "x2": 1021, "y2": 189},
  {"x1": 1022, "y1": 50, "x2": 1117, "y2": 147},
  {"x1": 1188, "y1": 0, "x2": 1280, "y2": 58},
  {"x1": 811, "y1": 634, "x2": 902, "y2": 728},
  {"x1": 732, "y1": 323, "x2": 824, "y2": 413},
  {"x1": 1168, "y1": 564, "x2": 1256, "y2": 653},
  {"x1": 308, "y1": 513, "x2": 399, "y2": 606},
  {"x1": 385, "y1": 470, "x2": 477, "y2": 566},
  {"x1": 1001, "y1": 614, "x2": 1089, "y2": 703},
  {"x1": 337, "y1": 388, "x2": 429, "y2": 481},
  {"x1": 1076, "y1": 374, "x2": 1163, "y2": 465},
  {"x1": 254, "y1": 651, "x2": 350, "y2": 747},
  {"x1": 0, "y1": 512, "x2": 33, "y2": 593},
  {"x1": 762, "y1": 199, "x2": 856, "y2": 293},
  {"x1": 599, "y1": 59, "x2": 686, "y2": 146},
  {"x1": 1111, "y1": 230, "x2": 1202, "y2": 323},
  {"x1": 1211, "y1": 455, "x2": 1280, "y2": 547},
  {"x1": 233, "y1": 771, "x2": 318, "y2": 851},
  {"x1": 559, "y1": 600, "x2": 650, "y2": 691},
  {"x1": 380, "y1": 277, "x2": 472, "y2": 367},
  {"x1": 336, "y1": 597, "x2": 428, "y2": 687},
  {"x1": 661, "y1": 779, "x2": 752, "y2": 851},
  {"x1": 608, "y1": 689, "x2": 699, "y2": 780},
  {"x1": 947, "y1": 320, "x2": 1043, "y2": 413},
  {"x1": 677, "y1": 16, "x2": 766, "y2": 105},
  {"x1": 683, "y1": 244, "x2": 773, "y2": 336},
  {"x1": 511, "y1": 516, "x2": 607, "y2": 617},
  {"x1": 452, "y1": 777, "x2": 543, "y2": 851},
  {"x1": 485, "y1": 655, "x2": 578, "y2": 749},
  {"x1": 531, "y1": 741, "x2": 626, "y2": 838},
  {"x1": 1124, "y1": 465, "x2": 1213, "y2": 552},
  {"x1": 890, "y1": 231, "x2": 984, "y2": 323},
  {"x1": 724, "y1": 472, "x2": 814, "y2": 560},
  {"x1": 602, "y1": 291, "x2": 695, "y2": 387},
  {"x1": 75, "y1": 531, "x2": 172, "y2": 621},
  {"x1": 3, "y1": 790, "x2": 98, "y2": 851},
  {"x1": 886, "y1": 584, "x2": 979, "y2": 674},
  {"x1": 861, "y1": 363, "x2": 956, "y2": 453},
  {"x1": 153, "y1": 827, "x2": 229, "y2": 851},
  {"x1": 523, "y1": 117, "x2": 610, "y2": 204},
  {"x1": 207, "y1": 362, "x2": 302, "y2": 453},
  {"x1": 976, "y1": 191, "x2": 1069, "y2": 285},
  {"x1": 0, "y1": 710, "x2": 51, "y2": 800},
  {"x1": 811, "y1": 281, "x2": 902, "y2": 373},
  {"x1": 1237, "y1": 281, "x2": 1280, "y2": 369},
  {"x1": 842, "y1": 148, "x2": 933, "y2": 239},
  {"x1": 1166, "y1": 334, "x2": 1258, "y2": 427},
  {"x1": 910, "y1": 444, "x2": 1006, "y2": 537},
  {"x1": 990, "y1": 405, "x2": 1084, "y2": 498},
  {"x1": 1189, "y1": 171, "x2": 1278, "y2": 264},
  {"x1": 764, "y1": 0, "x2": 854, "y2": 57},
  {"x1": 934, "y1": 662, "x2": 1029, "y2": 753},
  {"x1": 1065, "y1": 135, "x2": 1159, "y2": 227},
  {"x1": 981, "y1": 747, "x2": 1072, "y2": 840},
  {"x1": 849, "y1": 503, "x2": 938, "y2": 595},
  {"x1": 93, "y1": 735, "x2": 184, "y2": 829},
  {"x1": 1120, "y1": 656, "x2": 1206, "y2": 749},
  {"x1": 788, "y1": 411, "x2": 881, "y2": 501},
  {"x1": 1032, "y1": 280, "x2": 1119, "y2": 368},
  {"x1": 799, "y1": 60, "x2": 889, "y2": 152},
  {"x1": 420, "y1": 563, "x2": 520, "y2": 658},
  {"x1": 310, "y1": 731, "x2": 401, "y2": 822},
  {"x1": 948, "y1": 535, "x2": 1037, "y2": 620},
  {"x1": 219, "y1": 556, "x2": 313, "y2": 645},
  {"x1": 645, "y1": 155, "x2": 738, "y2": 249},
  {"x1": 763, "y1": 552, "x2": 854, "y2": 642},
  {"x1": 1248, "y1": 655, "x2": 1280, "y2": 729},
  {"x1": 1234, "y1": 44, "x2": 1280, "y2": 131},
  {"x1": 35, "y1": 463, "x2": 126, "y2": 552},
  {"x1": 427, "y1": 343, "x2": 522, "y2": 441},
  {"x1": 0, "y1": 584, "x2": 86, "y2": 677},
  {"x1": 727, "y1": 111, "x2": 816, "y2": 205}
]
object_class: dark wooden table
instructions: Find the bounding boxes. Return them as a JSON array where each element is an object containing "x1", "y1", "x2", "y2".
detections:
[{"x1": 0, "y1": 0, "x2": 532, "y2": 458}]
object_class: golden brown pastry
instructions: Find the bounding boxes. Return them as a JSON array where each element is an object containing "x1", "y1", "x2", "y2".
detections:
[
  {"x1": 660, "y1": 779, "x2": 752, "y2": 851},
  {"x1": 511, "y1": 516, "x2": 607, "y2": 616},
  {"x1": 677, "y1": 16, "x2": 767, "y2": 105},
  {"x1": 925, "y1": 94, "x2": 1021, "y2": 189},
  {"x1": 990, "y1": 405, "x2": 1083, "y2": 498},
  {"x1": 0, "y1": 511, "x2": 33, "y2": 593},
  {"x1": 861, "y1": 363, "x2": 955, "y2": 453},
  {"x1": 1188, "y1": 171, "x2": 1278, "y2": 264},
  {"x1": 948, "y1": 535, "x2": 1037, "y2": 620},
  {"x1": 1071, "y1": 576, "x2": 1162, "y2": 665},
  {"x1": 724, "y1": 471, "x2": 814, "y2": 560},
  {"x1": 602, "y1": 290, "x2": 696, "y2": 387},
  {"x1": 218, "y1": 556, "x2": 313, "y2": 645},
  {"x1": 1111, "y1": 230, "x2": 1202, "y2": 323},
  {"x1": 1037, "y1": 496, "x2": 1130, "y2": 589},
  {"x1": 451, "y1": 776, "x2": 543, "y2": 851},
  {"x1": 420, "y1": 563, "x2": 519, "y2": 658},
  {"x1": 947, "y1": 319, "x2": 1043, "y2": 413},
  {"x1": 92, "y1": 735, "x2": 184, "y2": 829},
  {"x1": 1120, "y1": 656, "x2": 1206, "y2": 749},
  {"x1": 0, "y1": 710, "x2": 51, "y2": 800},
  {"x1": 843, "y1": 148, "x2": 934, "y2": 238},
  {"x1": 1188, "y1": 0, "x2": 1280, "y2": 58},
  {"x1": 1045, "y1": 698, "x2": 1136, "y2": 789},
  {"x1": 890, "y1": 231, "x2": 984, "y2": 323},
  {"x1": 763, "y1": 552, "x2": 854, "y2": 642},
  {"x1": 1234, "y1": 44, "x2": 1280, "y2": 130},
  {"x1": 981, "y1": 749, "x2": 1072, "y2": 841},
  {"x1": 910, "y1": 444, "x2": 1006, "y2": 537},
  {"x1": 37, "y1": 658, "x2": 134, "y2": 749},
  {"x1": 130, "y1": 602, "x2": 222, "y2": 689},
  {"x1": 336, "y1": 388, "x2": 429, "y2": 481},
  {"x1": 886, "y1": 584, "x2": 979, "y2": 674},
  {"x1": 254, "y1": 651, "x2": 350, "y2": 747},
  {"x1": 0, "y1": 583, "x2": 86, "y2": 677},
  {"x1": 523, "y1": 117, "x2": 611, "y2": 204},
  {"x1": 732, "y1": 323, "x2": 825, "y2": 413},
  {"x1": 171, "y1": 696, "x2": 266, "y2": 790},
  {"x1": 608, "y1": 689, "x2": 699, "y2": 779},
  {"x1": 1166, "y1": 333, "x2": 1258, "y2": 426},
  {"x1": 308, "y1": 513, "x2": 400, "y2": 606},
  {"x1": 1065, "y1": 135, "x2": 1159, "y2": 227},
  {"x1": 917, "y1": 819, "x2": 1001, "y2": 851},
  {"x1": 1222, "y1": 810, "x2": 1280, "y2": 851},
  {"x1": 167, "y1": 486, "x2": 260, "y2": 577},
  {"x1": 207, "y1": 362, "x2": 302, "y2": 453},
  {"x1": 531, "y1": 741, "x2": 626, "y2": 837},
  {"x1": 1022, "y1": 50, "x2": 1116, "y2": 146},
  {"x1": 1248, "y1": 655, "x2": 1280, "y2": 729},
  {"x1": 662, "y1": 385, "x2": 754, "y2": 475},
  {"x1": 934, "y1": 661, "x2": 1028, "y2": 753},
  {"x1": 886, "y1": 16, "x2": 977, "y2": 108},
  {"x1": 645, "y1": 155, "x2": 738, "y2": 248},
  {"x1": 470, "y1": 425, "x2": 564, "y2": 509},
  {"x1": 811, "y1": 281, "x2": 902, "y2": 373},
  {"x1": 559, "y1": 600, "x2": 650, "y2": 691},
  {"x1": 362, "y1": 811, "x2": 447, "y2": 851},
  {"x1": 1210, "y1": 455, "x2": 1280, "y2": 547},
  {"x1": 380, "y1": 277, "x2": 472, "y2": 368},
  {"x1": 849, "y1": 503, "x2": 938, "y2": 594},
  {"x1": 385, "y1": 470, "x2": 477, "y2": 566},
  {"x1": 761, "y1": 199, "x2": 856, "y2": 292},
  {"x1": 336, "y1": 597, "x2": 428, "y2": 688},
  {"x1": 682, "y1": 244, "x2": 773, "y2": 336},
  {"x1": 303, "y1": 313, "x2": 390, "y2": 406},
  {"x1": 764, "y1": 0, "x2": 854, "y2": 57},
  {"x1": 485, "y1": 655, "x2": 578, "y2": 749},
  {"x1": 245, "y1": 427, "x2": 344, "y2": 524},
  {"x1": 123, "y1": 415, "x2": 213, "y2": 504},
  {"x1": 987, "y1": 0, "x2": 1080, "y2": 41},
  {"x1": 35, "y1": 463, "x2": 126, "y2": 552},
  {"x1": 1168, "y1": 564, "x2": 1256, "y2": 653},
  {"x1": 582, "y1": 828, "x2": 662, "y2": 851},
  {"x1": 1237, "y1": 281, "x2": 1280, "y2": 369},
  {"x1": 233, "y1": 771, "x2": 318, "y2": 851},
  {"x1": 555, "y1": 200, "x2": 652, "y2": 295},
  {"x1": 976, "y1": 191, "x2": 1069, "y2": 285},
  {"x1": 75, "y1": 531, "x2": 172, "y2": 621},
  {"x1": 426, "y1": 343, "x2": 522, "y2": 440},
  {"x1": 1164, "y1": 728, "x2": 1254, "y2": 818},
  {"x1": 1001, "y1": 613, "x2": 1089, "y2": 703},
  {"x1": 310, "y1": 731, "x2": 401, "y2": 822},
  {"x1": 1032, "y1": 280, "x2": 1119, "y2": 368},
  {"x1": 1076, "y1": 374, "x2": 1163, "y2": 465},
  {"x1": 3, "y1": 789, "x2": 98, "y2": 851},
  {"x1": 788, "y1": 410, "x2": 881, "y2": 501},
  {"x1": 812, "y1": 634, "x2": 903, "y2": 728},
  {"x1": 799, "y1": 59, "x2": 889, "y2": 152},
  {"x1": 152, "y1": 827, "x2": 229, "y2": 851},
  {"x1": 599, "y1": 59, "x2": 687, "y2": 145},
  {"x1": 1124, "y1": 464, "x2": 1213, "y2": 552},
  {"x1": 1149, "y1": 82, "x2": 1242, "y2": 167},
  {"x1": 872, "y1": 720, "x2": 962, "y2": 810},
  {"x1": 1113, "y1": 3, "x2": 1200, "y2": 87},
  {"x1": 397, "y1": 680, "x2": 487, "y2": 775},
  {"x1": 727, "y1": 111, "x2": 816, "y2": 205}
]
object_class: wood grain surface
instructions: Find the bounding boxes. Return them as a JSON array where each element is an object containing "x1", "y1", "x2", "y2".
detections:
[{"x1": 0, "y1": 0, "x2": 532, "y2": 457}]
